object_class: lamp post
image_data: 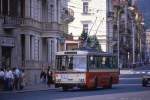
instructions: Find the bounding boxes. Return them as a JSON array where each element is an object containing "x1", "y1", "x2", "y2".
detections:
[
  {"x1": 140, "y1": 22, "x2": 144, "y2": 64},
  {"x1": 117, "y1": 7, "x2": 122, "y2": 68},
  {"x1": 117, "y1": 11, "x2": 120, "y2": 68},
  {"x1": 128, "y1": 6, "x2": 136, "y2": 67},
  {"x1": 131, "y1": 17, "x2": 135, "y2": 65}
]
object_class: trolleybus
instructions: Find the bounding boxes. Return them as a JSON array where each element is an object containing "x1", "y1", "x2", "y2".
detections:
[{"x1": 54, "y1": 49, "x2": 119, "y2": 91}]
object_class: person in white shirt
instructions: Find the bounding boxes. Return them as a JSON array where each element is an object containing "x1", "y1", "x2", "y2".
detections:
[
  {"x1": 4, "y1": 68, "x2": 14, "y2": 90},
  {"x1": 0, "y1": 68, "x2": 4, "y2": 78},
  {"x1": 13, "y1": 68, "x2": 21, "y2": 90},
  {"x1": 5, "y1": 69, "x2": 14, "y2": 79}
]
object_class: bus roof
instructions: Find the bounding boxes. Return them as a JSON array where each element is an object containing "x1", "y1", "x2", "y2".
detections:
[{"x1": 56, "y1": 50, "x2": 115, "y2": 56}]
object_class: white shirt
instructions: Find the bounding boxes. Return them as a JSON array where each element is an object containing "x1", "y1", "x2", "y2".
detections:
[
  {"x1": 0, "y1": 71, "x2": 4, "y2": 77},
  {"x1": 5, "y1": 70, "x2": 14, "y2": 79},
  {"x1": 15, "y1": 69, "x2": 20, "y2": 78}
]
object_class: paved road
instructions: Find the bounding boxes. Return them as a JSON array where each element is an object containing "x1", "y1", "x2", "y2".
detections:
[{"x1": 1, "y1": 72, "x2": 150, "y2": 100}]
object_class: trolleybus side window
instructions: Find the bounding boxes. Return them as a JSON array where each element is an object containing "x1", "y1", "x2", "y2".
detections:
[
  {"x1": 67, "y1": 56, "x2": 73, "y2": 70},
  {"x1": 103, "y1": 56, "x2": 118, "y2": 69},
  {"x1": 112, "y1": 56, "x2": 118, "y2": 68},
  {"x1": 88, "y1": 56, "x2": 100, "y2": 70},
  {"x1": 105, "y1": 57, "x2": 112, "y2": 68},
  {"x1": 87, "y1": 55, "x2": 117, "y2": 70},
  {"x1": 100, "y1": 56, "x2": 114, "y2": 69}
]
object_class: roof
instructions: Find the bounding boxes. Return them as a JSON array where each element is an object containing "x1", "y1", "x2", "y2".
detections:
[{"x1": 56, "y1": 48, "x2": 115, "y2": 56}]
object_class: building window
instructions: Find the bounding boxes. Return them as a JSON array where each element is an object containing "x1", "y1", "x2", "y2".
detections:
[
  {"x1": 83, "y1": 2, "x2": 88, "y2": 14},
  {"x1": 83, "y1": 24, "x2": 88, "y2": 33},
  {"x1": 0, "y1": 0, "x2": 25, "y2": 17}
]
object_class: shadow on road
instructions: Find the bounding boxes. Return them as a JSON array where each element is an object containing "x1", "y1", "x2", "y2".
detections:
[{"x1": 1, "y1": 84, "x2": 150, "y2": 100}]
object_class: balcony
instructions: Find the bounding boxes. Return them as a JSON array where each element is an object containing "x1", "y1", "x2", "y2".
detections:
[
  {"x1": 1, "y1": 16, "x2": 62, "y2": 32},
  {"x1": 2, "y1": 16, "x2": 20, "y2": 29},
  {"x1": 61, "y1": 8, "x2": 74, "y2": 23}
]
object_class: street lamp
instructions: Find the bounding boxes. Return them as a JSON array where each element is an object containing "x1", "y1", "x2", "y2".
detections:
[
  {"x1": 117, "y1": 8, "x2": 122, "y2": 68},
  {"x1": 117, "y1": 11, "x2": 120, "y2": 68},
  {"x1": 128, "y1": 6, "x2": 136, "y2": 67},
  {"x1": 140, "y1": 22, "x2": 145, "y2": 64}
]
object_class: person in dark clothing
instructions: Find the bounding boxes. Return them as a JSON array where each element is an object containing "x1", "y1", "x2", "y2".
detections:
[
  {"x1": 0, "y1": 68, "x2": 4, "y2": 90},
  {"x1": 40, "y1": 69, "x2": 46, "y2": 83},
  {"x1": 47, "y1": 69, "x2": 53, "y2": 87}
]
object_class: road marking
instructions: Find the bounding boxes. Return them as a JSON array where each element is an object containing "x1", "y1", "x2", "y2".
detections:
[
  {"x1": 117, "y1": 84, "x2": 141, "y2": 86},
  {"x1": 142, "y1": 71, "x2": 146, "y2": 74},
  {"x1": 120, "y1": 70, "x2": 150, "y2": 75},
  {"x1": 135, "y1": 71, "x2": 141, "y2": 74},
  {"x1": 120, "y1": 78, "x2": 141, "y2": 80}
]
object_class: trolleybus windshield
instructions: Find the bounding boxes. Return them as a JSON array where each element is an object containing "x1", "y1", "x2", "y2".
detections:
[{"x1": 56, "y1": 55, "x2": 87, "y2": 72}]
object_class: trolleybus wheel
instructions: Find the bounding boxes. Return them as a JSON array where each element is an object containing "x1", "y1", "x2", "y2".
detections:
[{"x1": 142, "y1": 80, "x2": 147, "y2": 87}]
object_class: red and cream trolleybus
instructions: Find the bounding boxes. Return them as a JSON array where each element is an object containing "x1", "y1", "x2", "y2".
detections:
[{"x1": 54, "y1": 49, "x2": 119, "y2": 91}]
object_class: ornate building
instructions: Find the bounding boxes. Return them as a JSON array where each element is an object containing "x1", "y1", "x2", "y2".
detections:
[
  {"x1": 112, "y1": 0, "x2": 145, "y2": 68},
  {"x1": 68, "y1": 0, "x2": 113, "y2": 52},
  {"x1": 0, "y1": 0, "x2": 74, "y2": 85},
  {"x1": 145, "y1": 29, "x2": 150, "y2": 63}
]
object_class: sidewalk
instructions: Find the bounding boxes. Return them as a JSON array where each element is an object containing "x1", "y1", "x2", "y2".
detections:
[{"x1": 0, "y1": 83, "x2": 56, "y2": 93}]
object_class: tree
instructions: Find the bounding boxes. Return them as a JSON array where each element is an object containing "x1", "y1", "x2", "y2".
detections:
[
  {"x1": 80, "y1": 31, "x2": 88, "y2": 41},
  {"x1": 79, "y1": 31, "x2": 102, "y2": 52},
  {"x1": 79, "y1": 31, "x2": 90, "y2": 47},
  {"x1": 90, "y1": 35, "x2": 102, "y2": 52}
]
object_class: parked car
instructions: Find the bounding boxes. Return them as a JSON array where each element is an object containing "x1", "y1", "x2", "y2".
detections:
[{"x1": 142, "y1": 72, "x2": 150, "y2": 87}]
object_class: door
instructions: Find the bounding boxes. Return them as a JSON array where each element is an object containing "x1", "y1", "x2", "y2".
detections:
[{"x1": 2, "y1": 47, "x2": 12, "y2": 68}]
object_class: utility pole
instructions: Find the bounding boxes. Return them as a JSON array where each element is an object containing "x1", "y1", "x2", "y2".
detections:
[
  {"x1": 117, "y1": 10, "x2": 120, "y2": 68},
  {"x1": 131, "y1": 16, "x2": 135, "y2": 66}
]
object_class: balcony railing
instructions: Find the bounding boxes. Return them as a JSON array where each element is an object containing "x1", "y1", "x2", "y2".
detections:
[
  {"x1": 1, "y1": 16, "x2": 62, "y2": 31},
  {"x1": 61, "y1": 8, "x2": 74, "y2": 23}
]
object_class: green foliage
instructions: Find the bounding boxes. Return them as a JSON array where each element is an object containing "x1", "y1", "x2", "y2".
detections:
[
  {"x1": 79, "y1": 31, "x2": 101, "y2": 52},
  {"x1": 80, "y1": 31, "x2": 88, "y2": 41},
  {"x1": 89, "y1": 35, "x2": 102, "y2": 52}
]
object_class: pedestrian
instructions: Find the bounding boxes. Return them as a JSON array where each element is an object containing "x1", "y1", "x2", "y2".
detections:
[
  {"x1": 47, "y1": 68, "x2": 53, "y2": 87},
  {"x1": 40, "y1": 68, "x2": 46, "y2": 83},
  {"x1": 0, "y1": 68, "x2": 4, "y2": 90},
  {"x1": 13, "y1": 68, "x2": 21, "y2": 90},
  {"x1": 4, "y1": 68, "x2": 14, "y2": 91},
  {"x1": 19, "y1": 69, "x2": 25, "y2": 90}
]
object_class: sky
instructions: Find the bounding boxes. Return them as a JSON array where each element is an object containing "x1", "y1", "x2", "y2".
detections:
[{"x1": 137, "y1": 0, "x2": 150, "y2": 28}]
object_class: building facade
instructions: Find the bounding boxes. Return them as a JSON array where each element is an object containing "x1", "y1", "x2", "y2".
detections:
[
  {"x1": 0, "y1": 0, "x2": 74, "y2": 85},
  {"x1": 68, "y1": 0, "x2": 113, "y2": 52},
  {"x1": 112, "y1": 0, "x2": 145, "y2": 68},
  {"x1": 145, "y1": 29, "x2": 150, "y2": 63}
]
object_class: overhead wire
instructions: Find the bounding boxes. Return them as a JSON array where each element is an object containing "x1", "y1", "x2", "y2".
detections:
[{"x1": 83, "y1": 17, "x2": 98, "y2": 47}]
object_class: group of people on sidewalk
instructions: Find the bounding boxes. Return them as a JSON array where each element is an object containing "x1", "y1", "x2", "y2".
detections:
[
  {"x1": 40, "y1": 68, "x2": 53, "y2": 87},
  {"x1": 0, "y1": 67, "x2": 25, "y2": 91}
]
